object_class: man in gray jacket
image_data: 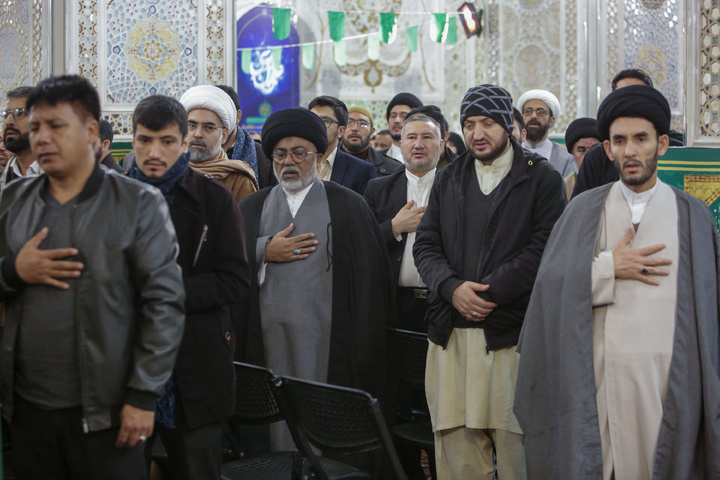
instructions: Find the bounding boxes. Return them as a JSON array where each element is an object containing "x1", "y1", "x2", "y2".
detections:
[{"x1": 0, "y1": 75, "x2": 185, "y2": 479}]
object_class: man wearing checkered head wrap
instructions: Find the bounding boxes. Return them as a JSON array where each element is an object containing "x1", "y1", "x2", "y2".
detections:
[{"x1": 413, "y1": 84, "x2": 566, "y2": 480}]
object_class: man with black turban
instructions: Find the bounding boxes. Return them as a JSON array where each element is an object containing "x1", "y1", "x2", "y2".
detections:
[
  {"x1": 236, "y1": 107, "x2": 396, "y2": 456},
  {"x1": 515, "y1": 85, "x2": 720, "y2": 479},
  {"x1": 413, "y1": 84, "x2": 566, "y2": 479}
]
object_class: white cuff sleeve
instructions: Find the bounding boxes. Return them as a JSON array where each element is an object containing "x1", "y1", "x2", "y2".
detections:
[
  {"x1": 256, "y1": 236, "x2": 271, "y2": 286},
  {"x1": 592, "y1": 251, "x2": 615, "y2": 306}
]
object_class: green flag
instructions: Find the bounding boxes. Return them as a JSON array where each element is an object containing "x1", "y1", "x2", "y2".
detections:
[
  {"x1": 446, "y1": 16, "x2": 457, "y2": 45},
  {"x1": 334, "y1": 39, "x2": 346, "y2": 66},
  {"x1": 272, "y1": 8, "x2": 291, "y2": 40},
  {"x1": 328, "y1": 11, "x2": 346, "y2": 42},
  {"x1": 302, "y1": 44, "x2": 314, "y2": 70},
  {"x1": 407, "y1": 25, "x2": 418, "y2": 52},
  {"x1": 368, "y1": 32, "x2": 380, "y2": 61},
  {"x1": 241, "y1": 49, "x2": 251, "y2": 74},
  {"x1": 433, "y1": 13, "x2": 447, "y2": 43},
  {"x1": 380, "y1": 12, "x2": 397, "y2": 44},
  {"x1": 272, "y1": 47, "x2": 282, "y2": 70}
]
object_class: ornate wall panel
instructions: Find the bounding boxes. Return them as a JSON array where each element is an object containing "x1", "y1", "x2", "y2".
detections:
[
  {"x1": 601, "y1": 0, "x2": 685, "y2": 130},
  {"x1": 68, "y1": 0, "x2": 233, "y2": 138},
  {"x1": 0, "y1": 0, "x2": 52, "y2": 98}
]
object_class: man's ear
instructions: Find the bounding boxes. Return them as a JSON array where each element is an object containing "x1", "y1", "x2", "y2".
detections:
[
  {"x1": 603, "y1": 139, "x2": 614, "y2": 161},
  {"x1": 657, "y1": 134, "x2": 670, "y2": 157},
  {"x1": 237, "y1": 109, "x2": 243, "y2": 123},
  {"x1": 221, "y1": 127, "x2": 229, "y2": 145},
  {"x1": 548, "y1": 116, "x2": 556, "y2": 129},
  {"x1": 337, "y1": 125, "x2": 346, "y2": 138}
]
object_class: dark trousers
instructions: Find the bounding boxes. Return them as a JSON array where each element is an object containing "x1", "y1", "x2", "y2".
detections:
[
  {"x1": 10, "y1": 394, "x2": 147, "y2": 480},
  {"x1": 145, "y1": 410, "x2": 223, "y2": 480},
  {"x1": 395, "y1": 287, "x2": 429, "y2": 333}
]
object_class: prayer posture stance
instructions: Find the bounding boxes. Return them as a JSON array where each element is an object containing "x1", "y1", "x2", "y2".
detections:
[
  {"x1": 413, "y1": 84, "x2": 566, "y2": 480},
  {"x1": 515, "y1": 85, "x2": 720, "y2": 479},
  {"x1": 237, "y1": 107, "x2": 395, "y2": 454}
]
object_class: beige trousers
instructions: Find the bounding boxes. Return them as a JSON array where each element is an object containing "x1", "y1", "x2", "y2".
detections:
[{"x1": 434, "y1": 426, "x2": 526, "y2": 480}]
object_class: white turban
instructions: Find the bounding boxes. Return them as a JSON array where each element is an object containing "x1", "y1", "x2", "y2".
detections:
[
  {"x1": 179, "y1": 85, "x2": 237, "y2": 131},
  {"x1": 517, "y1": 89, "x2": 562, "y2": 119}
]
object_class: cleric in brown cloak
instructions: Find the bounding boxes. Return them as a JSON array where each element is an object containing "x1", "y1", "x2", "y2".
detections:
[
  {"x1": 236, "y1": 107, "x2": 396, "y2": 453},
  {"x1": 514, "y1": 85, "x2": 720, "y2": 479}
]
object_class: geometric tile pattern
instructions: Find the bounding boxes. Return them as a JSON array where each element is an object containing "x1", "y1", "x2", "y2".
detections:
[
  {"x1": 0, "y1": 0, "x2": 51, "y2": 98},
  {"x1": 700, "y1": 0, "x2": 720, "y2": 136}
]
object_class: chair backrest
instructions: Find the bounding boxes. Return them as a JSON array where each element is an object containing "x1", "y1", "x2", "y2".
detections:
[
  {"x1": 231, "y1": 361, "x2": 284, "y2": 425},
  {"x1": 274, "y1": 376, "x2": 407, "y2": 480},
  {"x1": 387, "y1": 328, "x2": 428, "y2": 386}
]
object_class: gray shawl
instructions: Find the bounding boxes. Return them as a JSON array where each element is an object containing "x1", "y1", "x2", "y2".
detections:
[{"x1": 514, "y1": 183, "x2": 720, "y2": 479}]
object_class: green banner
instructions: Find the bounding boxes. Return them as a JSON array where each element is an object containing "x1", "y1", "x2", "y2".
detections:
[
  {"x1": 272, "y1": 8, "x2": 291, "y2": 40},
  {"x1": 433, "y1": 13, "x2": 447, "y2": 43},
  {"x1": 407, "y1": 25, "x2": 418, "y2": 52},
  {"x1": 302, "y1": 44, "x2": 314, "y2": 70},
  {"x1": 328, "y1": 11, "x2": 346, "y2": 42},
  {"x1": 241, "y1": 49, "x2": 251, "y2": 74},
  {"x1": 446, "y1": 16, "x2": 458, "y2": 45},
  {"x1": 272, "y1": 47, "x2": 282, "y2": 70},
  {"x1": 334, "y1": 39, "x2": 347, "y2": 66},
  {"x1": 368, "y1": 32, "x2": 380, "y2": 61},
  {"x1": 380, "y1": 12, "x2": 397, "y2": 43}
]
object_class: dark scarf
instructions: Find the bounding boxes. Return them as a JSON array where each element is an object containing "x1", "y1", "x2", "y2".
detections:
[
  {"x1": 127, "y1": 153, "x2": 190, "y2": 206},
  {"x1": 231, "y1": 127, "x2": 259, "y2": 180}
]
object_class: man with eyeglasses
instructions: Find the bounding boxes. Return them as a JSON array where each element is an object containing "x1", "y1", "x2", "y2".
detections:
[
  {"x1": 384, "y1": 92, "x2": 423, "y2": 162},
  {"x1": 1, "y1": 86, "x2": 42, "y2": 189},
  {"x1": 179, "y1": 85, "x2": 258, "y2": 202},
  {"x1": 308, "y1": 95, "x2": 376, "y2": 194},
  {"x1": 237, "y1": 107, "x2": 395, "y2": 459},
  {"x1": 517, "y1": 89, "x2": 576, "y2": 177},
  {"x1": 340, "y1": 105, "x2": 401, "y2": 177}
]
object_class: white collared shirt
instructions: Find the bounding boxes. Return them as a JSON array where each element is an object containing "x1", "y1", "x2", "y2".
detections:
[
  {"x1": 281, "y1": 180, "x2": 315, "y2": 218},
  {"x1": 388, "y1": 143, "x2": 404, "y2": 163},
  {"x1": 474, "y1": 145, "x2": 513, "y2": 195},
  {"x1": 9, "y1": 156, "x2": 42, "y2": 179},
  {"x1": 398, "y1": 168, "x2": 436, "y2": 287},
  {"x1": 618, "y1": 179, "x2": 659, "y2": 225},
  {"x1": 319, "y1": 146, "x2": 338, "y2": 181},
  {"x1": 523, "y1": 138, "x2": 553, "y2": 162}
]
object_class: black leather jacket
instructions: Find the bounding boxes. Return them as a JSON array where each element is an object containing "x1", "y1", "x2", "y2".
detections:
[{"x1": 0, "y1": 166, "x2": 185, "y2": 432}]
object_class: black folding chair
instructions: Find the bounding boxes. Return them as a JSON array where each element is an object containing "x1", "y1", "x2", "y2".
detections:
[
  {"x1": 386, "y1": 328, "x2": 436, "y2": 479},
  {"x1": 273, "y1": 376, "x2": 407, "y2": 480},
  {"x1": 221, "y1": 362, "x2": 362, "y2": 480}
]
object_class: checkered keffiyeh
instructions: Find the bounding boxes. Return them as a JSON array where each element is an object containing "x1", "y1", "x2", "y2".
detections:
[{"x1": 460, "y1": 84, "x2": 514, "y2": 133}]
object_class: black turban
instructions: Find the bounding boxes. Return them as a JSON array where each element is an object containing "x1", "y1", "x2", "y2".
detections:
[
  {"x1": 596, "y1": 85, "x2": 670, "y2": 141},
  {"x1": 460, "y1": 84, "x2": 514, "y2": 134},
  {"x1": 564, "y1": 117, "x2": 601, "y2": 153},
  {"x1": 386, "y1": 92, "x2": 423, "y2": 120},
  {"x1": 261, "y1": 107, "x2": 328, "y2": 159}
]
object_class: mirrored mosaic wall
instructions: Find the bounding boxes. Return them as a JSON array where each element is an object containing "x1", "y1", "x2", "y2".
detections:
[
  {"x1": 699, "y1": 0, "x2": 720, "y2": 137},
  {"x1": 0, "y1": 0, "x2": 52, "y2": 99},
  {"x1": 67, "y1": 0, "x2": 232, "y2": 137}
]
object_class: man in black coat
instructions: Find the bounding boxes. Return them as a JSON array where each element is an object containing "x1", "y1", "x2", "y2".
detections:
[
  {"x1": 364, "y1": 114, "x2": 445, "y2": 332},
  {"x1": 127, "y1": 95, "x2": 251, "y2": 480},
  {"x1": 309, "y1": 95, "x2": 376, "y2": 194},
  {"x1": 341, "y1": 105, "x2": 401, "y2": 177}
]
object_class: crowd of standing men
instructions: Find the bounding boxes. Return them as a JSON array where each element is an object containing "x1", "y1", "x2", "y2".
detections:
[{"x1": 0, "y1": 69, "x2": 718, "y2": 480}]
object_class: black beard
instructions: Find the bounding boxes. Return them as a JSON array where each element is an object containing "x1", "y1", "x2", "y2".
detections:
[
  {"x1": 391, "y1": 134, "x2": 401, "y2": 142},
  {"x1": 525, "y1": 122, "x2": 550, "y2": 143},
  {"x1": 615, "y1": 150, "x2": 658, "y2": 187},
  {"x1": 4, "y1": 131, "x2": 30, "y2": 154},
  {"x1": 471, "y1": 134, "x2": 510, "y2": 164}
]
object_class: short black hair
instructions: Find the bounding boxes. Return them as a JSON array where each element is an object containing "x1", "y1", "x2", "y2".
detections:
[
  {"x1": 402, "y1": 114, "x2": 442, "y2": 139},
  {"x1": 99, "y1": 119, "x2": 114, "y2": 144},
  {"x1": 132, "y1": 95, "x2": 188, "y2": 138},
  {"x1": 512, "y1": 107, "x2": 525, "y2": 130},
  {"x1": 216, "y1": 85, "x2": 241, "y2": 111},
  {"x1": 26, "y1": 75, "x2": 100, "y2": 122},
  {"x1": 377, "y1": 129, "x2": 391, "y2": 136},
  {"x1": 407, "y1": 105, "x2": 447, "y2": 138},
  {"x1": 308, "y1": 95, "x2": 348, "y2": 126},
  {"x1": 7, "y1": 86, "x2": 34, "y2": 99},
  {"x1": 611, "y1": 68, "x2": 654, "y2": 91}
]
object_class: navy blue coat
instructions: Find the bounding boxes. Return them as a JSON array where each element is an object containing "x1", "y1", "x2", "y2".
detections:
[{"x1": 330, "y1": 149, "x2": 376, "y2": 195}]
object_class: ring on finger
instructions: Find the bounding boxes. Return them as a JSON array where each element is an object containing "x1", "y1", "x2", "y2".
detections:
[
  {"x1": 294, "y1": 249, "x2": 301, "y2": 255},
  {"x1": 641, "y1": 266, "x2": 649, "y2": 274},
  {"x1": 138, "y1": 435, "x2": 147, "y2": 443},
  {"x1": 471, "y1": 311, "x2": 479, "y2": 318}
]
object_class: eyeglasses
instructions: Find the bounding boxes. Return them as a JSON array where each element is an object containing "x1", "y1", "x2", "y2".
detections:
[
  {"x1": 0, "y1": 108, "x2": 28, "y2": 120},
  {"x1": 188, "y1": 121, "x2": 220, "y2": 134},
  {"x1": 272, "y1": 148, "x2": 318, "y2": 164},
  {"x1": 320, "y1": 117, "x2": 340, "y2": 128},
  {"x1": 347, "y1": 119, "x2": 371, "y2": 129},
  {"x1": 522, "y1": 107, "x2": 550, "y2": 118}
]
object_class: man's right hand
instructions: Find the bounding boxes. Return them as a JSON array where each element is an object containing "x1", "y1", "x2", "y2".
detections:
[
  {"x1": 265, "y1": 223, "x2": 318, "y2": 263},
  {"x1": 452, "y1": 281, "x2": 497, "y2": 321},
  {"x1": 612, "y1": 228, "x2": 672, "y2": 286},
  {"x1": 391, "y1": 200, "x2": 427, "y2": 238},
  {"x1": 15, "y1": 228, "x2": 84, "y2": 289}
]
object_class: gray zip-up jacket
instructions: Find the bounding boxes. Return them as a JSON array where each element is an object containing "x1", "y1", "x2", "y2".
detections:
[{"x1": 0, "y1": 166, "x2": 185, "y2": 432}]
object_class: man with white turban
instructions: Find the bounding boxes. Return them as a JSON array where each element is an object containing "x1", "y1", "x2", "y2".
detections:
[
  {"x1": 517, "y1": 89, "x2": 575, "y2": 176},
  {"x1": 180, "y1": 85, "x2": 258, "y2": 202}
]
